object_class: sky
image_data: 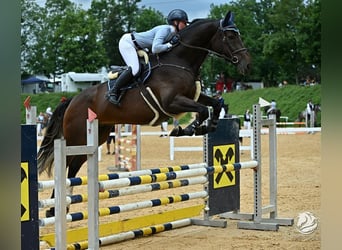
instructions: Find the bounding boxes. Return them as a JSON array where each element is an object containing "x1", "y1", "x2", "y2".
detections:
[
  {"x1": 46, "y1": 0, "x2": 230, "y2": 21},
  {"x1": 136, "y1": 0, "x2": 229, "y2": 20}
]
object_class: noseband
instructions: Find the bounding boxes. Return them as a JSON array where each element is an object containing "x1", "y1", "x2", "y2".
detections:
[{"x1": 179, "y1": 20, "x2": 247, "y2": 64}]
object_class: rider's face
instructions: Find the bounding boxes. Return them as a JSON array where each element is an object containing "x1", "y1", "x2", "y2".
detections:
[{"x1": 178, "y1": 21, "x2": 187, "y2": 30}]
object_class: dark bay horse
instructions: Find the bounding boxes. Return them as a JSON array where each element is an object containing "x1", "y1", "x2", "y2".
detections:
[{"x1": 38, "y1": 11, "x2": 251, "y2": 217}]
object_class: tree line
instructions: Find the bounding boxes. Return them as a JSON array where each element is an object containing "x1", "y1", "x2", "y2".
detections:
[{"x1": 21, "y1": 0, "x2": 320, "y2": 87}]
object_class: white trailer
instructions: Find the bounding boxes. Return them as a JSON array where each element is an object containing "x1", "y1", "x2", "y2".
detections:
[{"x1": 61, "y1": 72, "x2": 107, "y2": 92}]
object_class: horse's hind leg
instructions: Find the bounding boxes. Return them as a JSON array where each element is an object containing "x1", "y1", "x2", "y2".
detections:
[
  {"x1": 45, "y1": 155, "x2": 86, "y2": 217},
  {"x1": 45, "y1": 189, "x2": 56, "y2": 217}
]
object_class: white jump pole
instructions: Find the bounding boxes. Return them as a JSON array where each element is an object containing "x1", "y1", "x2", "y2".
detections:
[
  {"x1": 136, "y1": 125, "x2": 141, "y2": 170},
  {"x1": 54, "y1": 118, "x2": 99, "y2": 249},
  {"x1": 54, "y1": 138, "x2": 67, "y2": 249},
  {"x1": 87, "y1": 119, "x2": 99, "y2": 250}
]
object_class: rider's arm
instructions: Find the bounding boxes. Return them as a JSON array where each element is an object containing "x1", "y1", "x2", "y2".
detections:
[{"x1": 151, "y1": 26, "x2": 175, "y2": 54}]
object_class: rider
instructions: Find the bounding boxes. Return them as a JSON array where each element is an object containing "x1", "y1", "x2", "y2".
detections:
[
  {"x1": 267, "y1": 99, "x2": 277, "y2": 114},
  {"x1": 106, "y1": 9, "x2": 189, "y2": 105}
]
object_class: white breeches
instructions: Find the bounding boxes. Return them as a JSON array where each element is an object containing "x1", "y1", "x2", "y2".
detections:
[{"x1": 119, "y1": 33, "x2": 140, "y2": 76}]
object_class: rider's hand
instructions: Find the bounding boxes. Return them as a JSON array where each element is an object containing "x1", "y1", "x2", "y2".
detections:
[
  {"x1": 166, "y1": 35, "x2": 180, "y2": 50},
  {"x1": 169, "y1": 35, "x2": 180, "y2": 45}
]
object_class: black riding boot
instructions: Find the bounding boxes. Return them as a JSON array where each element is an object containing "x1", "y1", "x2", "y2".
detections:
[{"x1": 106, "y1": 67, "x2": 134, "y2": 105}]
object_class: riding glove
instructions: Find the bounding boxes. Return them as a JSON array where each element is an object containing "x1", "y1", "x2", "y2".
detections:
[{"x1": 169, "y1": 35, "x2": 180, "y2": 45}]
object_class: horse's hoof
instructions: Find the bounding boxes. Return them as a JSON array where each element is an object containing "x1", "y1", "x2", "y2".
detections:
[
  {"x1": 194, "y1": 125, "x2": 208, "y2": 135},
  {"x1": 169, "y1": 126, "x2": 184, "y2": 137}
]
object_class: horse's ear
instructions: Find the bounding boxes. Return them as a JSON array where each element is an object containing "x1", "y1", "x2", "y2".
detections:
[{"x1": 222, "y1": 11, "x2": 234, "y2": 27}]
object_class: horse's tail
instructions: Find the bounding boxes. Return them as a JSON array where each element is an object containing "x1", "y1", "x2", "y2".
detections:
[{"x1": 37, "y1": 97, "x2": 73, "y2": 177}]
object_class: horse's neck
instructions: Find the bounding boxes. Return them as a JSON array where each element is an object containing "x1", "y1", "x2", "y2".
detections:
[{"x1": 162, "y1": 20, "x2": 219, "y2": 71}]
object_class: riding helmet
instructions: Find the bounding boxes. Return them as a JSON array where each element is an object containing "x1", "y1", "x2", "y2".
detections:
[{"x1": 167, "y1": 9, "x2": 189, "y2": 24}]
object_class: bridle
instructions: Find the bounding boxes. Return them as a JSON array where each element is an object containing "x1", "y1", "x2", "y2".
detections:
[
  {"x1": 151, "y1": 19, "x2": 248, "y2": 75},
  {"x1": 179, "y1": 19, "x2": 247, "y2": 64}
]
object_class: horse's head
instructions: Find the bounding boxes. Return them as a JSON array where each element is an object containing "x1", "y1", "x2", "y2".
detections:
[
  {"x1": 211, "y1": 11, "x2": 251, "y2": 75},
  {"x1": 163, "y1": 11, "x2": 251, "y2": 77}
]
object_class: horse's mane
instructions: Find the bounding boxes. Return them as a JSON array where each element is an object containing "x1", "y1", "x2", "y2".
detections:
[
  {"x1": 178, "y1": 18, "x2": 218, "y2": 40},
  {"x1": 182, "y1": 18, "x2": 213, "y2": 30}
]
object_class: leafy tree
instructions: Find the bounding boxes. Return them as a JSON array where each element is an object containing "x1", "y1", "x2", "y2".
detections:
[
  {"x1": 262, "y1": 0, "x2": 305, "y2": 84},
  {"x1": 60, "y1": 10, "x2": 108, "y2": 72},
  {"x1": 89, "y1": 0, "x2": 121, "y2": 66},
  {"x1": 201, "y1": 1, "x2": 263, "y2": 86},
  {"x1": 90, "y1": 0, "x2": 141, "y2": 66},
  {"x1": 296, "y1": 0, "x2": 321, "y2": 82},
  {"x1": 135, "y1": 7, "x2": 165, "y2": 31},
  {"x1": 21, "y1": 0, "x2": 108, "y2": 79},
  {"x1": 21, "y1": 0, "x2": 320, "y2": 88},
  {"x1": 203, "y1": 0, "x2": 321, "y2": 87},
  {"x1": 21, "y1": 0, "x2": 46, "y2": 75}
]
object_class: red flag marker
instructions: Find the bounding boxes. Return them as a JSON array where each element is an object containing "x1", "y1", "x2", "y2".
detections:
[
  {"x1": 88, "y1": 108, "x2": 97, "y2": 122},
  {"x1": 23, "y1": 96, "x2": 31, "y2": 109}
]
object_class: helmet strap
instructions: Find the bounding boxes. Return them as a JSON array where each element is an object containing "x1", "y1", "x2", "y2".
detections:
[{"x1": 174, "y1": 21, "x2": 180, "y2": 32}]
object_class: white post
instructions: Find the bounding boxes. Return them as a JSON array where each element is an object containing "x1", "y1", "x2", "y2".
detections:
[
  {"x1": 170, "y1": 136, "x2": 175, "y2": 161},
  {"x1": 25, "y1": 106, "x2": 37, "y2": 125},
  {"x1": 98, "y1": 145, "x2": 102, "y2": 162},
  {"x1": 114, "y1": 124, "x2": 121, "y2": 167},
  {"x1": 87, "y1": 119, "x2": 99, "y2": 250},
  {"x1": 268, "y1": 114, "x2": 278, "y2": 219},
  {"x1": 54, "y1": 139, "x2": 67, "y2": 250},
  {"x1": 310, "y1": 111, "x2": 315, "y2": 128},
  {"x1": 252, "y1": 104, "x2": 262, "y2": 223},
  {"x1": 136, "y1": 125, "x2": 141, "y2": 170},
  {"x1": 250, "y1": 129, "x2": 254, "y2": 159}
]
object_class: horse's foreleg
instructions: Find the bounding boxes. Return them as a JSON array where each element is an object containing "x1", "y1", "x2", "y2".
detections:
[
  {"x1": 166, "y1": 95, "x2": 211, "y2": 137},
  {"x1": 196, "y1": 93, "x2": 221, "y2": 134}
]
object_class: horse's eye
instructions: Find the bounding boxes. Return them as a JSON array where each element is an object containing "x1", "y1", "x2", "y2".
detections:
[{"x1": 224, "y1": 31, "x2": 237, "y2": 40}]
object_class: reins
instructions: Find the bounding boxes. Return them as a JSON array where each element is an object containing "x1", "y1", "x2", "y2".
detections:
[
  {"x1": 150, "y1": 60, "x2": 195, "y2": 76},
  {"x1": 178, "y1": 24, "x2": 248, "y2": 64},
  {"x1": 149, "y1": 19, "x2": 248, "y2": 74}
]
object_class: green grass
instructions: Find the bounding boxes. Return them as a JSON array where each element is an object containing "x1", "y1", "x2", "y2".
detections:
[
  {"x1": 21, "y1": 84, "x2": 321, "y2": 126},
  {"x1": 21, "y1": 92, "x2": 77, "y2": 123},
  {"x1": 223, "y1": 84, "x2": 321, "y2": 126}
]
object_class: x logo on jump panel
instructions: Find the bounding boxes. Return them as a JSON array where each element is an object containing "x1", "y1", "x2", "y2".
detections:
[{"x1": 213, "y1": 145, "x2": 236, "y2": 188}]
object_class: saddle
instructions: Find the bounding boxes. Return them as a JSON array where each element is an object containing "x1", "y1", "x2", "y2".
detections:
[
  {"x1": 107, "y1": 50, "x2": 151, "y2": 91},
  {"x1": 107, "y1": 50, "x2": 173, "y2": 125},
  {"x1": 106, "y1": 50, "x2": 201, "y2": 126}
]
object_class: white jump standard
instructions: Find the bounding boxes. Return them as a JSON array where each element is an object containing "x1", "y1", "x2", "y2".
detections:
[
  {"x1": 220, "y1": 104, "x2": 293, "y2": 230},
  {"x1": 21, "y1": 104, "x2": 294, "y2": 250}
]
